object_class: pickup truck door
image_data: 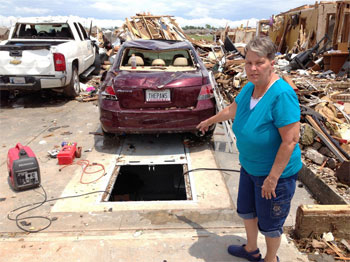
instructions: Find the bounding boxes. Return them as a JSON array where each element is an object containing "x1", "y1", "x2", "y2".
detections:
[{"x1": 73, "y1": 22, "x2": 94, "y2": 72}]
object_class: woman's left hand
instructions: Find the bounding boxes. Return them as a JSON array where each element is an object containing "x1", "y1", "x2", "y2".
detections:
[{"x1": 261, "y1": 176, "x2": 278, "y2": 199}]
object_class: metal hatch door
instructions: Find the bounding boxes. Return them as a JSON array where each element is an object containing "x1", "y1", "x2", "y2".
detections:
[{"x1": 116, "y1": 134, "x2": 188, "y2": 166}]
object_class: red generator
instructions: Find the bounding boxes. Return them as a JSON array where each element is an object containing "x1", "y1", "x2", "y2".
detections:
[{"x1": 7, "y1": 143, "x2": 41, "y2": 191}]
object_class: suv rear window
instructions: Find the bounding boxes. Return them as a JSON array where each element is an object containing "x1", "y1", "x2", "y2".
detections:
[{"x1": 119, "y1": 48, "x2": 195, "y2": 70}]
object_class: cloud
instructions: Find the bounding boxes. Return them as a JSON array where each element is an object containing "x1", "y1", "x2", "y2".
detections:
[
  {"x1": 87, "y1": 18, "x2": 124, "y2": 29},
  {"x1": 0, "y1": 14, "x2": 259, "y2": 30},
  {"x1": 0, "y1": 0, "x2": 324, "y2": 23},
  {"x1": 14, "y1": 7, "x2": 50, "y2": 15},
  {"x1": 90, "y1": 0, "x2": 176, "y2": 17},
  {"x1": 0, "y1": 0, "x2": 328, "y2": 29},
  {"x1": 186, "y1": 6, "x2": 210, "y2": 18},
  {"x1": 176, "y1": 16, "x2": 258, "y2": 28},
  {"x1": 0, "y1": 15, "x2": 18, "y2": 27}
]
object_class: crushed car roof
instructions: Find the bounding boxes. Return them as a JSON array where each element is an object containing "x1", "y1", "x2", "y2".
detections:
[{"x1": 122, "y1": 39, "x2": 194, "y2": 50}]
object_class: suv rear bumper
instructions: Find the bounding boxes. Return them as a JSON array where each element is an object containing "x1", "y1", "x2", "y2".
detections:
[
  {"x1": 0, "y1": 75, "x2": 67, "y2": 91},
  {"x1": 99, "y1": 98, "x2": 216, "y2": 134}
]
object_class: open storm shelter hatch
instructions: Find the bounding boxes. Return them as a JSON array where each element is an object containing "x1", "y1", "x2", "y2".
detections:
[{"x1": 102, "y1": 136, "x2": 194, "y2": 202}]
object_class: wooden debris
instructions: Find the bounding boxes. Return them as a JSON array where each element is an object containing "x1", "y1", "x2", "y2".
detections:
[
  {"x1": 118, "y1": 13, "x2": 192, "y2": 43},
  {"x1": 305, "y1": 115, "x2": 349, "y2": 163},
  {"x1": 341, "y1": 239, "x2": 350, "y2": 252},
  {"x1": 282, "y1": 75, "x2": 298, "y2": 90},
  {"x1": 295, "y1": 205, "x2": 350, "y2": 239}
]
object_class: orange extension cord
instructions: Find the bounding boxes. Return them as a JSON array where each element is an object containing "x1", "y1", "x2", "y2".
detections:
[{"x1": 59, "y1": 159, "x2": 106, "y2": 184}]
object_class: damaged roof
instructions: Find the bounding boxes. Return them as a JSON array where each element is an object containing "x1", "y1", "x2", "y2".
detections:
[{"x1": 122, "y1": 39, "x2": 195, "y2": 50}]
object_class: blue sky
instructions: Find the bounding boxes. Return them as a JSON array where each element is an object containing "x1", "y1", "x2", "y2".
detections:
[{"x1": 0, "y1": 0, "x2": 323, "y2": 28}]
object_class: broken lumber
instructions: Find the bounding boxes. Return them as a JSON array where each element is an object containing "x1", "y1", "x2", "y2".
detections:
[
  {"x1": 282, "y1": 75, "x2": 298, "y2": 90},
  {"x1": 225, "y1": 59, "x2": 245, "y2": 67},
  {"x1": 118, "y1": 14, "x2": 193, "y2": 44},
  {"x1": 298, "y1": 164, "x2": 349, "y2": 204},
  {"x1": 295, "y1": 204, "x2": 350, "y2": 239},
  {"x1": 305, "y1": 115, "x2": 348, "y2": 162}
]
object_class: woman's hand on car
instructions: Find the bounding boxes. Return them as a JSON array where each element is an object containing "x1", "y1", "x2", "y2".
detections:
[{"x1": 196, "y1": 120, "x2": 210, "y2": 134}]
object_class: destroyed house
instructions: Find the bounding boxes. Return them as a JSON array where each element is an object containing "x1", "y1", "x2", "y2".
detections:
[
  {"x1": 0, "y1": 27, "x2": 9, "y2": 40},
  {"x1": 266, "y1": 1, "x2": 349, "y2": 54},
  {"x1": 119, "y1": 14, "x2": 190, "y2": 42}
]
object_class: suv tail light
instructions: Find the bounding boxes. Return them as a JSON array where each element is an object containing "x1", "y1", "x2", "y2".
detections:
[
  {"x1": 197, "y1": 84, "x2": 214, "y2": 100},
  {"x1": 101, "y1": 85, "x2": 118, "y2": 100},
  {"x1": 53, "y1": 53, "x2": 66, "y2": 71}
]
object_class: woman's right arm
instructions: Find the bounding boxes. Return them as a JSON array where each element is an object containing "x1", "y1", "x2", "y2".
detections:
[{"x1": 196, "y1": 101, "x2": 237, "y2": 134}]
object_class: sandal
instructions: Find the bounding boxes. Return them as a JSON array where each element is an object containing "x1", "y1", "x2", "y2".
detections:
[
  {"x1": 227, "y1": 244, "x2": 262, "y2": 261},
  {"x1": 258, "y1": 256, "x2": 280, "y2": 262}
]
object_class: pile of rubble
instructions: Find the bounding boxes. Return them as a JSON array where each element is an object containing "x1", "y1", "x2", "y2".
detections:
[
  {"x1": 97, "y1": 13, "x2": 220, "y2": 69},
  {"x1": 116, "y1": 13, "x2": 190, "y2": 42},
  {"x1": 289, "y1": 229, "x2": 350, "y2": 262},
  {"x1": 0, "y1": 27, "x2": 9, "y2": 41}
]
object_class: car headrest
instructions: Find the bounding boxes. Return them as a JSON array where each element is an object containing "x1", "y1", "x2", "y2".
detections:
[
  {"x1": 152, "y1": 59, "x2": 166, "y2": 66},
  {"x1": 173, "y1": 57, "x2": 188, "y2": 66},
  {"x1": 60, "y1": 27, "x2": 72, "y2": 37},
  {"x1": 128, "y1": 56, "x2": 144, "y2": 66}
]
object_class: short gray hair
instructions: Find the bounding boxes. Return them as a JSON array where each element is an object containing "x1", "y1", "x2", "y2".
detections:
[{"x1": 244, "y1": 36, "x2": 276, "y2": 61}]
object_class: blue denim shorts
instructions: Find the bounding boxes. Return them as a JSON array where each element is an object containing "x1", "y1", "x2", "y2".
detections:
[{"x1": 237, "y1": 167, "x2": 298, "y2": 238}]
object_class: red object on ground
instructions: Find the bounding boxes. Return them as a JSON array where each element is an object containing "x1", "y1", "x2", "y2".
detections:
[
  {"x1": 57, "y1": 143, "x2": 77, "y2": 165},
  {"x1": 7, "y1": 143, "x2": 41, "y2": 191}
]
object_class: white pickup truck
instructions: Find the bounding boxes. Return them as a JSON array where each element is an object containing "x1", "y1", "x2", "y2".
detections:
[{"x1": 0, "y1": 18, "x2": 100, "y2": 97}]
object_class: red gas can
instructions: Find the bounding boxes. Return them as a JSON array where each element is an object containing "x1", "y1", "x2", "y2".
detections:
[
  {"x1": 7, "y1": 143, "x2": 41, "y2": 191},
  {"x1": 57, "y1": 143, "x2": 77, "y2": 165}
]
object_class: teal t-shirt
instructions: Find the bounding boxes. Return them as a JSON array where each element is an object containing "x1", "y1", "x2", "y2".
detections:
[{"x1": 232, "y1": 78, "x2": 302, "y2": 178}]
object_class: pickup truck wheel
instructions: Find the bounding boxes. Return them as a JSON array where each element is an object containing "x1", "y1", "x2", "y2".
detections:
[
  {"x1": 64, "y1": 66, "x2": 80, "y2": 98},
  {"x1": 92, "y1": 52, "x2": 101, "y2": 75}
]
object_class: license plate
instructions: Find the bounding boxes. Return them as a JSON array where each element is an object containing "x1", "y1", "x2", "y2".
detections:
[
  {"x1": 146, "y1": 89, "x2": 171, "y2": 102},
  {"x1": 9, "y1": 77, "x2": 26, "y2": 84}
]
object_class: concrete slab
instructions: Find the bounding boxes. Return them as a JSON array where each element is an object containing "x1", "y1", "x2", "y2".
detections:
[
  {"x1": 0, "y1": 93, "x2": 310, "y2": 261},
  {"x1": 49, "y1": 134, "x2": 236, "y2": 231},
  {"x1": 0, "y1": 228, "x2": 307, "y2": 262}
]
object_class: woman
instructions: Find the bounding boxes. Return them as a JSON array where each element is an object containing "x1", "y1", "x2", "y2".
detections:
[{"x1": 197, "y1": 36, "x2": 302, "y2": 262}]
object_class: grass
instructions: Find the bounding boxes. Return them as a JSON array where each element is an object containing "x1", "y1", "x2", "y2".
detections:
[{"x1": 188, "y1": 34, "x2": 214, "y2": 42}]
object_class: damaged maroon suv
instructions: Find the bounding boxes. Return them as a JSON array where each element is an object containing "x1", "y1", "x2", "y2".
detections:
[{"x1": 98, "y1": 39, "x2": 216, "y2": 136}]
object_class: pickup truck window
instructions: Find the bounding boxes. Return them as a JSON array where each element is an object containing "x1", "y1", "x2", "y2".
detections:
[
  {"x1": 78, "y1": 23, "x2": 89, "y2": 40},
  {"x1": 73, "y1": 23, "x2": 83, "y2": 41},
  {"x1": 12, "y1": 23, "x2": 74, "y2": 39}
]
